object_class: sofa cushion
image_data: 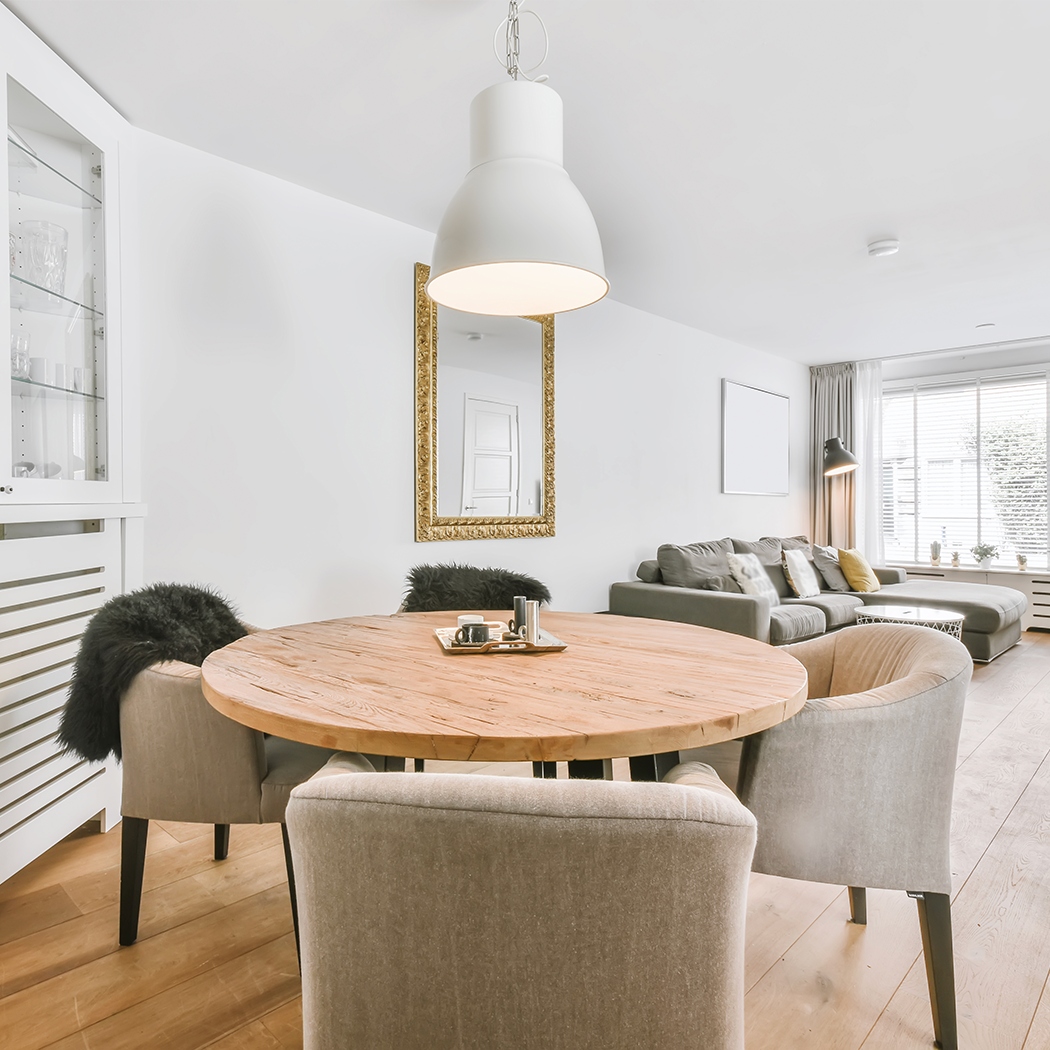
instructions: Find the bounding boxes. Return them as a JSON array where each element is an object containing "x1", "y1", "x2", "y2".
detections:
[
  {"x1": 699, "y1": 574, "x2": 743, "y2": 593},
  {"x1": 732, "y1": 537, "x2": 782, "y2": 563},
  {"x1": 782, "y1": 549, "x2": 822, "y2": 598},
  {"x1": 656, "y1": 539, "x2": 733, "y2": 588},
  {"x1": 732, "y1": 538, "x2": 795, "y2": 596},
  {"x1": 812, "y1": 545, "x2": 852, "y2": 592},
  {"x1": 728, "y1": 553, "x2": 780, "y2": 606},
  {"x1": 769, "y1": 605, "x2": 826, "y2": 645},
  {"x1": 864, "y1": 581, "x2": 1027, "y2": 634},
  {"x1": 636, "y1": 560, "x2": 662, "y2": 584},
  {"x1": 782, "y1": 592, "x2": 864, "y2": 629},
  {"x1": 778, "y1": 535, "x2": 815, "y2": 559}
]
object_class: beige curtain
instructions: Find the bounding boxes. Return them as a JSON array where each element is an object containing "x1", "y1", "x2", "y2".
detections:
[{"x1": 811, "y1": 363, "x2": 855, "y2": 548}]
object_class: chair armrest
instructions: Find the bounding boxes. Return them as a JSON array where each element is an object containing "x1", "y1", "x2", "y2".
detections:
[
  {"x1": 609, "y1": 581, "x2": 771, "y2": 642},
  {"x1": 307, "y1": 751, "x2": 378, "y2": 781},
  {"x1": 662, "y1": 761, "x2": 739, "y2": 802},
  {"x1": 873, "y1": 566, "x2": 908, "y2": 585}
]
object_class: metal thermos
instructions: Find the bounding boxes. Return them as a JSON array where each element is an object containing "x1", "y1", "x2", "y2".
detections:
[
  {"x1": 512, "y1": 595, "x2": 527, "y2": 636},
  {"x1": 524, "y1": 600, "x2": 540, "y2": 645}
]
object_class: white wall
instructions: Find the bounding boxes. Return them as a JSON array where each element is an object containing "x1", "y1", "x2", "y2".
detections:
[{"x1": 137, "y1": 130, "x2": 811, "y2": 626}]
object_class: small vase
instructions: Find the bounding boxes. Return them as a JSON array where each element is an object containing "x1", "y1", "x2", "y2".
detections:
[
  {"x1": 931, "y1": 556, "x2": 940, "y2": 566},
  {"x1": 1017, "y1": 555, "x2": 1028, "y2": 570},
  {"x1": 979, "y1": 557, "x2": 992, "y2": 570},
  {"x1": 951, "y1": 554, "x2": 960, "y2": 567}
]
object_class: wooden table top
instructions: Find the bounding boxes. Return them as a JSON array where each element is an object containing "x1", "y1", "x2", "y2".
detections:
[{"x1": 200, "y1": 611, "x2": 809, "y2": 763}]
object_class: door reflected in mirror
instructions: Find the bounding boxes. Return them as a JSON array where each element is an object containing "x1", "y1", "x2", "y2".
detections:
[
  {"x1": 415, "y1": 264, "x2": 554, "y2": 542},
  {"x1": 436, "y1": 308, "x2": 543, "y2": 518}
]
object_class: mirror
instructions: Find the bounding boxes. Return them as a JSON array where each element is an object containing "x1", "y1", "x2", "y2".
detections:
[{"x1": 415, "y1": 263, "x2": 555, "y2": 541}]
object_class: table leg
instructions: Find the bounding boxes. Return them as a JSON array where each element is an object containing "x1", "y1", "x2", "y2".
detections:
[
  {"x1": 629, "y1": 752, "x2": 680, "y2": 782},
  {"x1": 532, "y1": 761, "x2": 558, "y2": 778},
  {"x1": 567, "y1": 759, "x2": 613, "y2": 780}
]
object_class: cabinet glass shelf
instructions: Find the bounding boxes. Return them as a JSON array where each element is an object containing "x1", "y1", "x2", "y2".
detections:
[
  {"x1": 10, "y1": 273, "x2": 102, "y2": 318},
  {"x1": 9, "y1": 77, "x2": 107, "y2": 486},
  {"x1": 11, "y1": 376, "x2": 103, "y2": 401},
  {"x1": 8, "y1": 135, "x2": 101, "y2": 209}
]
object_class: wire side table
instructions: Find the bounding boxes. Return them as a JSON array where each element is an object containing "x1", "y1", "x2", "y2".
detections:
[{"x1": 855, "y1": 605, "x2": 965, "y2": 640}]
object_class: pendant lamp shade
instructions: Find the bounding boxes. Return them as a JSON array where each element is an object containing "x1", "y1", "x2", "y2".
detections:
[
  {"x1": 428, "y1": 80, "x2": 608, "y2": 316},
  {"x1": 823, "y1": 437, "x2": 859, "y2": 476}
]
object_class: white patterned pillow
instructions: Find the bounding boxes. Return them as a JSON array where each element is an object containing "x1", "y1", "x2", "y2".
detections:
[
  {"x1": 782, "y1": 548, "x2": 822, "y2": 598},
  {"x1": 727, "y1": 552, "x2": 780, "y2": 606}
]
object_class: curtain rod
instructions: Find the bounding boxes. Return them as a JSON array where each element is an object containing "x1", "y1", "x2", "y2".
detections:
[{"x1": 876, "y1": 332, "x2": 1050, "y2": 364}]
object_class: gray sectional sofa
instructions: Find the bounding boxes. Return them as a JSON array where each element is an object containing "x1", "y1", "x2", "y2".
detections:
[{"x1": 608, "y1": 535, "x2": 1028, "y2": 662}]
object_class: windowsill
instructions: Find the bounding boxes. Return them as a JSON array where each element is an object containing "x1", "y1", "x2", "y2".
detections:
[{"x1": 890, "y1": 562, "x2": 1046, "y2": 576}]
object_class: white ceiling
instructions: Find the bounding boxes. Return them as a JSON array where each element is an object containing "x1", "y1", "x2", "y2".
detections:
[{"x1": 6, "y1": 0, "x2": 1050, "y2": 365}]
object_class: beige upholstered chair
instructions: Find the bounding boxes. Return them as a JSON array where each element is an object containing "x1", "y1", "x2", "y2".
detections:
[
  {"x1": 118, "y1": 659, "x2": 348, "y2": 948},
  {"x1": 721, "y1": 623, "x2": 972, "y2": 1050},
  {"x1": 286, "y1": 760, "x2": 757, "y2": 1050}
]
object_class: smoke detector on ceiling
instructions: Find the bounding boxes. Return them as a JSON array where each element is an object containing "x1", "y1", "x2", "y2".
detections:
[{"x1": 867, "y1": 239, "x2": 900, "y2": 257}]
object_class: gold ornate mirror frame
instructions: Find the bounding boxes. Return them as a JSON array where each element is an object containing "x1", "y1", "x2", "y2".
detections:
[{"x1": 415, "y1": 263, "x2": 555, "y2": 541}]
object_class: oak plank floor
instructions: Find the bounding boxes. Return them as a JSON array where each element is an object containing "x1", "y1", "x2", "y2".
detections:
[{"x1": 4, "y1": 631, "x2": 1050, "y2": 1049}]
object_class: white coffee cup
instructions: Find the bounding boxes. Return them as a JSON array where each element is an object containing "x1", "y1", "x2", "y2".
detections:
[{"x1": 29, "y1": 357, "x2": 49, "y2": 384}]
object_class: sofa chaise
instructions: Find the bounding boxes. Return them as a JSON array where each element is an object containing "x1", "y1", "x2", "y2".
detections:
[{"x1": 608, "y1": 535, "x2": 1027, "y2": 663}]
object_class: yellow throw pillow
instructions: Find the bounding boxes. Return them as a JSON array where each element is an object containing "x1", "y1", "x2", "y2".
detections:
[{"x1": 837, "y1": 548, "x2": 880, "y2": 592}]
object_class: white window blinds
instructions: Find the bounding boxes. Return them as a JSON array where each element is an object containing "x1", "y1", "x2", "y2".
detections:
[{"x1": 882, "y1": 372, "x2": 1049, "y2": 568}]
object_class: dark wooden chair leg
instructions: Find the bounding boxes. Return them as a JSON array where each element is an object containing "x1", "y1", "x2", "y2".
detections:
[
  {"x1": 532, "y1": 761, "x2": 557, "y2": 778},
  {"x1": 414, "y1": 759, "x2": 425, "y2": 772},
  {"x1": 848, "y1": 886, "x2": 867, "y2": 925},
  {"x1": 628, "y1": 751, "x2": 681, "y2": 782},
  {"x1": 214, "y1": 824, "x2": 230, "y2": 861},
  {"x1": 910, "y1": 890, "x2": 957, "y2": 1050},
  {"x1": 282, "y1": 823, "x2": 301, "y2": 972},
  {"x1": 119, "y1": 817, "x2": 149, "y2": 946}
]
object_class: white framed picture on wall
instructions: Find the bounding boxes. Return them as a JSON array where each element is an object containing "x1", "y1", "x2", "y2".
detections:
[{"x1": 721, "y1": 379, "x2": 790, "y2": 495}]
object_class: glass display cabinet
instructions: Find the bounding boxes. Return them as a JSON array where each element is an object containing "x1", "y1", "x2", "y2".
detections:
[{"x1": 6, "y1": 75, "x2": 117, "y2": 500}]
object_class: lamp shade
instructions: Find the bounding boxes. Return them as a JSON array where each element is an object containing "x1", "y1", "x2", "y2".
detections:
[
  {"x1": 823, "y1": 437, "x2": 859, "y2": 476},
  {"x1": 428, "y1": 80, "x2": 608, "y2": 316}
]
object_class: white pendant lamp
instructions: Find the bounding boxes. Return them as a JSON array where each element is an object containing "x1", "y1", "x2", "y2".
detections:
[{"x1": 427, "y1": 4, "x2": 608, "y2": 316}]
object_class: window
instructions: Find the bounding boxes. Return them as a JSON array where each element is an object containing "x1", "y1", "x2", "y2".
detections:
[{"x1": 882, "y1": 373, "x2": 1048, "y2": 567}]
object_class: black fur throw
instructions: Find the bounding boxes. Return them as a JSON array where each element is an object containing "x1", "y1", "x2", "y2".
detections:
[
  {"x1": 402, "y1": 564, "x2": 552, "y2": 613},
  {"x1": 58, "y1": 583, "x2": 247, "y2": 762}
]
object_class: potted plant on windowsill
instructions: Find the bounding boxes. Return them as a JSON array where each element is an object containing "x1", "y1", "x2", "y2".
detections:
[{"x1": 970, "y1": 543, "x2": 998, "y2": 570}]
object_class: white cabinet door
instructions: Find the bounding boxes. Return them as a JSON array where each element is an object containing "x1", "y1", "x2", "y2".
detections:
[{"x1": 1, "y1": 13, "x2": 127, "y2": 506}]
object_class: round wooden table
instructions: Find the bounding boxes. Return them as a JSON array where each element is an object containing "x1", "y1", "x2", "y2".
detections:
[{"x1": 200, "y1": 612, "x2": 808, "y2": 767}]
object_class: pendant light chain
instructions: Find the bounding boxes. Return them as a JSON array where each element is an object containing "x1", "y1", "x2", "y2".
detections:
[
  {"x1": 506, "y1": 1, "x2": 521, "y2": 80},
  {"x1": 493, "y1": 3, "x2": 549, "y2": 82}
]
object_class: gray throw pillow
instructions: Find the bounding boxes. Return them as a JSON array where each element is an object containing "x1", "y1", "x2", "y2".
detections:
[
  {"x1": 727, "y1": 552, "x2": 781, "y2": 606},
  {"x1": 636, "y1": 560, "x2": 662, "y2": 583},
  {"x1": 812, "y1": 544, "x2": 852, "y2": 592},
  {"x1": 656, "y1": 539, "x2": 733, "y2": 589}
]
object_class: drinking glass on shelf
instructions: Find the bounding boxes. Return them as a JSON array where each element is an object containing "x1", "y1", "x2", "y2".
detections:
[
  {"x1": 19, "y1": 220, "x2": 68, "y2": 297},
  {"x1": 10, "y1": 333, "x2": 30, "y2": 378}
]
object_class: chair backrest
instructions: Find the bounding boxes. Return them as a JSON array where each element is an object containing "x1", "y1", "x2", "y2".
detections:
[
  {"x1": 287, "y1": 771, "x2": 757, "y2": 1050},
  {"x1": 120, "y1": 661, "x2": 267, "y2": 824},
  {"x1": 400, "y1": 563, "x2": 551, "y2": 612},
  {"x1": 739, "y1": 624, "x2": 973, "y2": 893},
  {"x1": 786, "y1": 622, "x2": 971, "y2": 700}
]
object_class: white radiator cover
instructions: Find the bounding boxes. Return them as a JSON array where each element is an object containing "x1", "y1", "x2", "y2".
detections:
[{"x1": 0, "y1": 518, "x2": 127, "y2": 883}]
